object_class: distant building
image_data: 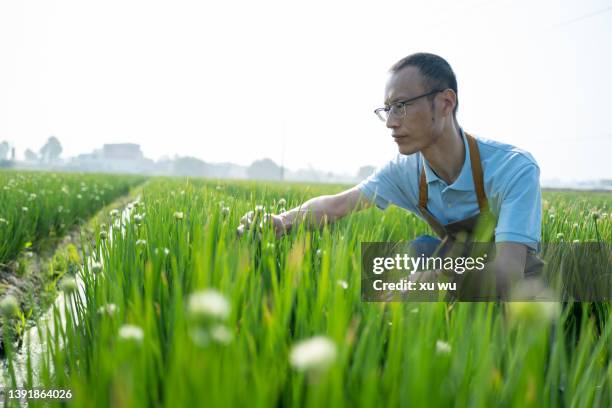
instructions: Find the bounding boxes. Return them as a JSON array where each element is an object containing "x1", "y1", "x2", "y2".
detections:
[
  {"x1": 65, "y1": 143, "x2": 153, "y2": 174},
  {"x1": 102, "y1": 143, "x2": 144, "y2": 160}
]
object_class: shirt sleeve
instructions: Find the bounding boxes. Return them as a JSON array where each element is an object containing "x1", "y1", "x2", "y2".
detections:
[
  {"x1": 494, "y1": 163, "x2": 542, "y2": 249},
  {"x1": 356, "y1": 158, "x2": 404, "y2": 211}
]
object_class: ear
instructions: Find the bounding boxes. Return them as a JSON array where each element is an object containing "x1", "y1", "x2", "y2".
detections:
[{"x1": 441, "y1": 89, "x2": 457, "y2": 117}]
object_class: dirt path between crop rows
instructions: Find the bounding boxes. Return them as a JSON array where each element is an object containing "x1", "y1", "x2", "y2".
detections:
[{"x1": 0, "y1": 179, "x2": 151, "y2": 360}]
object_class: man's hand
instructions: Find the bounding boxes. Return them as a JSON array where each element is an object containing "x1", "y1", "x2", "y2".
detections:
[{"x1": 237, "y1": 210, "x2": 288, "y2": 239}]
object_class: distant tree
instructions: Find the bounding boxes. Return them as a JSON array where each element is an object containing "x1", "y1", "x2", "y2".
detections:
[
  {"x1": 247, "y1": 158, "x2": 282, "y2": 181},
  {"x1": 357, "y1": 165, "x2": 376, "y2": 180},
  {"x1": 173, "y1": 156, "x2": 208, "y2": 176},
  {"x1": 39, "y1": 136, "x2": 63, "y2": 163},
  {"x1": 0, "y1": 141, "x2": 9, "y2": 161},
  {"x1": 24, "y1": 148, "x2": 39, "y2": 162}
]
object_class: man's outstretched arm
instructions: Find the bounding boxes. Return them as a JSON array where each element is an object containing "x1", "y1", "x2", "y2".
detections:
[{"x1": 237, "y1": 186, "x2": 373, "y2": 238}]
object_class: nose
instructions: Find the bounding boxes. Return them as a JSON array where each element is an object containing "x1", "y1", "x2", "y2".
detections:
[{"x1": 386, "y1": 114, "x2": 399, "y2": 130}]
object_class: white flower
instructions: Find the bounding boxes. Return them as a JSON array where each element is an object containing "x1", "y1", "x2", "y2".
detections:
[
  {"x1": 22, "y1": 206, "x2": 28, "y2": 212},
  {"x1": 289, "y1": 336, "x2": 337, "y2": 372},
  {"x1": 337, "y1": 280, "x2": 348, "y2": 289},
  {"x1": 572, "y1": 239, "x2": 580, "y2": 243},
  {"x1": 60, "y1": 276, "x2": 78, "y2": 294},
  {"x1": 174, "y1": 211, "x2": 184, "y2": 220},
  {"x1": 556, "y1": 233, "x2": 564, "y2": 240},
  {"x1": 155, "y1": 247, "x2": 170, "y2": 256},
  {"x1": 118, "y1": 324, "x2": 144, "y2": 343},
  {"x1": 109, "y1": 209, "x2": 119, "y2": 217},
  {"x1": 188, "y1": 289, "x2": 230, "y2": 321},
  {"x1": 436, "y1": 340, "x2": 451, "y2": 355},
  {"x1": 221, "y1": 206, "x2": 230, "y2": 216},
  {"x1": 0, "y1": 218, "x2": 8, "y2": 225},
  {"x1": 90, "y1": 261, "x2": 103, "y2": 274},
  {"x1": 134, "y1": 214, "x2": 144, "y2": 224},
  {"x1": 278, "y1": 198, "x2": 287, "y2": 206},
  {"x1": 97, "y1": 303, "x2": 118, "y2": 316},
  {"x1": 136, "y1": 239, "x2": 147, "y2": 247},
  {"x1": 28, "y1": 193, "x2": 37, "y2": 200}
]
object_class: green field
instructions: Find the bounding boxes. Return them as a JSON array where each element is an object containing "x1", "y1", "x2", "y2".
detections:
[
  {"x1": 0, "y1": 171, "x2": 146, "y2": 266},
  {"x1": 1, "y1": 173, "x2": 611, "y2": 407}
]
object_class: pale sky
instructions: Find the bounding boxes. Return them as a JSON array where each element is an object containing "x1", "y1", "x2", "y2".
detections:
[{"x1": 1, "y1": 0, "x2": 611, "y2": 181}]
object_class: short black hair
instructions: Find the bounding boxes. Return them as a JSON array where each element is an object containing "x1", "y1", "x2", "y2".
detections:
[{"x1": 390, "y1": 52, "x2": 459, "y2": 118}]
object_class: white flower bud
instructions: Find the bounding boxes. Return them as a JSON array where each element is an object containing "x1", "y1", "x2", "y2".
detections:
[
  {"x1": 90, "y1": 261, "x2": 103, "y2": 274},
  {"x1": 188, "y1": 289, "x2": 230, "y2": 321},
  {"x1": 60, "y1": 276, "x2": 78, "y2": 294},
  {"x1": 97, "y1": 303, "x2": 118, "y2": 316},
  {"x1": 118, "y1": 324, "x2": 144, "y2": 343},
  {"x1": 435, "y1": 340, "x2": 451, "y2": 355},
  {"x1": 289, "y1": 336, "x2": 337, "y2": 372}
]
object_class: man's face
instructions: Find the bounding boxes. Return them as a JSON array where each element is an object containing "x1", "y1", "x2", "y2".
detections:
[{"x1": 383, "y1": 66, "x2": 444, "y2": 155}]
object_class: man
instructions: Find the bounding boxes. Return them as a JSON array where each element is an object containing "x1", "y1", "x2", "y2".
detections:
[{"x1": 238, "y1": 52, "x2": 543, "y2": 299}]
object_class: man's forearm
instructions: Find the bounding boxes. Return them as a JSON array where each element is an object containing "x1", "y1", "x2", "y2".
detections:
[{"x1": 279, "y1": 195, "x2": 344, "y2": 232}]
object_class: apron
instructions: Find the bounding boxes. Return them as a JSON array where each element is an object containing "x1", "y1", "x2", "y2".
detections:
[{"x1": 416, "y1": 131, "x2": 544, "y2": 297}]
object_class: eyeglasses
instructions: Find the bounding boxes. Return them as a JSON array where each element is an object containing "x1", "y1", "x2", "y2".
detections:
[{"x1": 374, "y1": 89, "x2": 444, "y2": 122}]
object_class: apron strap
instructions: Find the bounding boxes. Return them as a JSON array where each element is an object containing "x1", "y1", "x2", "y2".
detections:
[
  {"x1": 418, "y1": 131, "x2": 489, "y2": 213},
  {"x1": 466, "y1": 132, "x2": 489, "y2": 213},
  {"x1": 418, "y1": 160, "x2": 428, "y2": 209}
]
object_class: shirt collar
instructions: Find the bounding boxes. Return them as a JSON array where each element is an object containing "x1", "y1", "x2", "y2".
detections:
[{"x1": 421, "y1": 127, "x2": 474, "y2": 192}]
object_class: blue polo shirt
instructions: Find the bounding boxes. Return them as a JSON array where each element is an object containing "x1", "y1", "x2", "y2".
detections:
[{"x1": 356, "y1": 128, "x2": 542, "y2": 249}]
